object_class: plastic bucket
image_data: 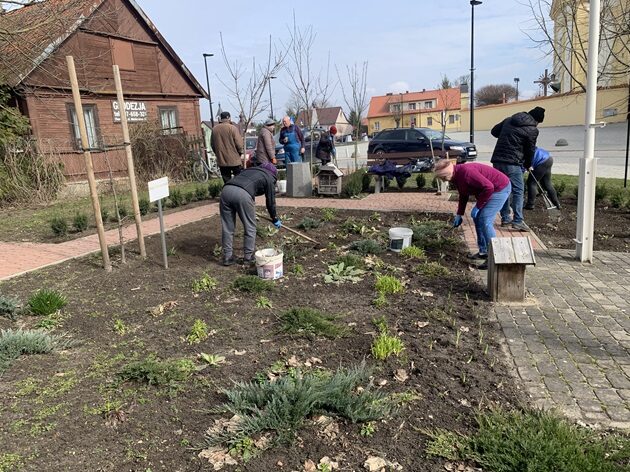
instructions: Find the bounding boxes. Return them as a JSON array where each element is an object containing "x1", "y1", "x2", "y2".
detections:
[
  {"x1": 389, "y1": 227, "x2": 413, "y2": 252},
  {"x1": 255, "y1": 248, "x2": 283, "y2": 280},
  {"x1": 277, "y1": 180, "x2": 287, "y2": 194}
]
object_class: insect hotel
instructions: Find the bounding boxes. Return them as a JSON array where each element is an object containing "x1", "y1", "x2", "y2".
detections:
[{"x1": 316, "y1": 165, "x2": 344, "y2": 195}]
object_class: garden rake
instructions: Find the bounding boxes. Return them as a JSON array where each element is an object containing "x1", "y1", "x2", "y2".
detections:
[
  {"x1": 529, "y1": 172, "x2": 562, "y2": 221},
  {"x1": 256, "y1": 213, "x2": 322, "y2": 248}
]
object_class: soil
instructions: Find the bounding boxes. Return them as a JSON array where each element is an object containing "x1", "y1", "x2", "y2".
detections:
[
  {"x1": 0, "y1": 208, "x2": 521, "y2": 471},
  {"x1": 525, "y1": 195, "x2": 630, "y2": 252}
]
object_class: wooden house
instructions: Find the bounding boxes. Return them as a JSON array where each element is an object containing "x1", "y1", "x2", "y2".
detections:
[{"x1": 0, "y1": 0, "x2": 208, "y2": 180}]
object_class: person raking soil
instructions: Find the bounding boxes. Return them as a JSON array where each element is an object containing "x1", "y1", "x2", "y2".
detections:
[{"x1": 525, "y1": 147, "x2": 561, "y2": 210}]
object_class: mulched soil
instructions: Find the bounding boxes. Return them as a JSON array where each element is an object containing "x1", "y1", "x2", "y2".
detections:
[
  {"x1": 525, "y1": 195, "x2": 630, "y2": 252},
  {"x1": 0, "y1": 208, "x2": 521, "y2": 471}
]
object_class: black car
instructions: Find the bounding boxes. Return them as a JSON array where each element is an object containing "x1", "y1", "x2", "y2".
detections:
[{"x1": 367, "y1": 127, "x2": 477, "y2": 163}]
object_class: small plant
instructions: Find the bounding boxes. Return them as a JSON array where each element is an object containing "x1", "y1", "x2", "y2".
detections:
[
  {"x1": 167, "y1": 246, "x2": 178, "y2": 256},
  {"x1": 212, "y1": 244, "x2": 222, "y2": 257},
  {"x1": 36, "y1": 311, "x2": 65, "y2": 330},
  {"x1": 400, "y1": 245, "x2": 426, "y2": 260},
  {"x1": 256, "y1": 296, "x2": 273, "y2": 309},
  {"x1": 192, "y1": 273, "x2": 218, "y2": 293},
  {"x1": 0, "y1": 295, "x2": 20, "y2": 320},
  {"x1": 375, "y1": 274, "x2": 404, "y2": 296},
  {"x1": 100, "y1": 207, "x2": 110, "y2": 222},
  {"x1": 609, "y1": 188, "x2": 627, "y2": 209},
  {"x1": 118, "y1": 356, "x2": 196, "y2": 386},
  {"x1": 279, "y1": 307, "x2": 347, "y2": 339},
  {"x1": 416, "y1": 174, "x2": 427, "y2": 189},
  {"x1": 297, "y1": 217, "x2": 321, "y2": 230},
  {"x1": 321, "y1": 207, "x2": 337, "y2": 222},
  {"x1": 187, "y1": 319, "x2": 210, "y2": 344},
  {"x1": 184, "y1": 190, "x2": 195, "y2": 204},
  {"x1": 371, "y1": 319, "x2": 405, "y2": 361},
  {"x1": 113, "y1": 319, "x2": 128, "y2": 336},
  {"x1": 169, "y1": 189, "x2": 184, "y2": 207},
  {"x1": 350, "y1": 239, "x2": 383, "y2": 255},
  {"x1": 373, "y1": 293, "x2": 388, "y2": 308},
  {"x1": 324, "y1": 262, "x2": 366, "y2": 284},
  {"x1": 0, "y1": 329, "x2": 70, "y2": 374},
  {"x1": 0, "y1": 453, "x2": 24, "y2": 471},
  {"x1": 233, "y1": 275, "x2": 274, "y2": 293},
  {"x1": 416, "y1": 261, "x2": 451, "y2": 278},
  {"x1": 117, "y1": 203, "x2": 129, "y2": 219},
  {"x1": 342, "y1": 168, "x2": 367, "y2": 197},
  {"x1": 228, "y1": 436, "x2": 258, "y2": 462},
  {"x1": 292, "y1": 264, "x2": 305, "y2": 276},
  {"x1": 411, "y1": 220, "x2": 454, "y2": 250},
  {"x1": 27, "y1": 289, "x2": 67, "y2": 316},
  {"x1": 195, "y1": 185, "x2": 208, "y2": 201},
  {"x1": 335, "y1": 253, "x2": 366, "y2": 269},
  {"x1": 554, "y1": 178, "x2": 567, "y2": 196},
  {"x1": 360, "y1": 421, "x2": 376, "y2": 437},
  {"x1": 72, "y1": 212, "x2": 88, "y2": 232},
  {"x1": 139, "y1": 198, "x2": 151, "y2": 216},
  {"x1": 199, "y1": 353, "x2": 226, "y2": 366},
  {"x1": 208, "y1": 180, "x2": 223, "y2": 198},
  {"x1": 595, "y1": 183, "x2": 609, "y2": 202},
  {"x1": 50, "y1": 217, "x2": 68, "y2": 236}
]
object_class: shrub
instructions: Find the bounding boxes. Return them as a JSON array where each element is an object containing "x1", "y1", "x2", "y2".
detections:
[
  {"x1": 184, "y1": 190, "x2": 195, "y2": 204},
  {"x1": 416, "y1": 174, "x2": 427, "y2": 189},
  {"x1": 169, "y1": 189, "x2": 183, "y2": 208},
  {"x1": 361, "y1": 172, "x2": 372, "y2": 192},
  {"x1": 208, "y1": 180, "x2": 223, "y2": 198},
  {"x1": 195, "y1": 185, "x2": 208, "y2": 201},
  {"x1": 324, "y1": 262, "x2": 366, "y2": 284},
  {"x1": 187, "y1": 319, "x2": 209, "y2": 344},
  {"x1": 0, "y1": 328, "x2": 70, "y2": 374},
  {"x1": 573, "y1": 185, "x2": 579, "y2": 198},
  {"x1": 139, "y1": 198, "x2": 151, "y2": 216},
  {"x1": 411, "y1": 220, "x2": 455, "y2": 250},
  {"x1": 342, "y1": 168, "x2": 367, "y2": 197},
  {"x1": 400, "y1": 245, "x2": 426, "y2": 260},
  {"x1": 397, "y1": 176, "x2": 408, "y2": 189},
  {"x1": 50, "y1": 217, "x2": 68, "y2": 236},
  {"x1": 72, "y1": 212, "x2": 88, "y2": 232},
  {"x1": 27, "y1": 289, "x2": 67, "y2": 316},
  {"x1": 335, "y1": 254, "x2": 366, "y2": 270},
  {"x1": 554, "y1": 179, "x2": 566, "y2": 197},
  {"x1": 117, "y1": 204, "x2": 129, "y2": 219},
  {"x1": 297, "y1": 217, "x2": 321, "y2": 230},
  {"x1": 350, "y1": 239, "x2": 383, "y2": 255},
  {"x1": 117, "y1": 356, "x2": 196, "y2": 386},
  {"x1": 375, "y1": 275, "x2": 404, "y2": 296},
  {"x1": 100, "y1": 207, "x2": 110, "y2": 222},
  {"x1": 595, "y1": 183, "x2": 609, "y2": 202},
  {"x1": 608, "y1": 189, "x2": 626, "y2": 209},
  {"x1": 232, "y1": 275, "x2": 273, "y2": 293},
  {"x1": 0, "y1": 295, "x2": 20, "y2": 320},
  {"x1": 279, "y1": 307, "x2": 347, "y2": 339}
]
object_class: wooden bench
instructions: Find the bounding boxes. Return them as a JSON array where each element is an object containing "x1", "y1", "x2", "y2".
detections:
[
  {"x1": 366, "y1": 152, "x2": 451, "y2": 194},
  {"x1": 488, "y1": 237, "x2": 536, "y2": 302}
]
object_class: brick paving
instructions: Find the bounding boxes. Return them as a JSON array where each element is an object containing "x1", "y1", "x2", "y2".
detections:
[{"x1": 1, "y1": 191, "x2": 628, "y2": 429}]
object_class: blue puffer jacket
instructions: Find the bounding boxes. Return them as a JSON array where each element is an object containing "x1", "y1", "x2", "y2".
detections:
[{"x1": 532, "y1": 147, "x2": 550, "y2": 169}]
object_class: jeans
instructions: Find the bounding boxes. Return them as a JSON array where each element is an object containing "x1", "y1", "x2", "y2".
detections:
[
  {"x1": 474, "y1": 183, "x2": 512, "y2": 255},
  {"x1": 219, "y1": 185, "x2": 257, "y2": 260},
  {"x1": 526, "y1": 157, "x2": 561, "y2": 208},
  {"x1": 493, "y1": 163, "x2": 524, "y2": 224}
]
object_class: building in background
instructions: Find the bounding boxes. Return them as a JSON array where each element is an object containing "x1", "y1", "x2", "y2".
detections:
[{"x1": 295, "y1": 106, "x2": 353, "y2": 137}]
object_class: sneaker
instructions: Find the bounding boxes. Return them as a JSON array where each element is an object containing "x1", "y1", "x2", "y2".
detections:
[
  {"x1": 512, "y1": 222, "x2": 530, "y2": 232},
  {"x1": 500, "y1": 220, "x2": 513, "y2": 227},
  {"x1": 222, "y1": 256, "x2": 236, "y2": 266},
  {"x1": 467, "y1": 252, "x2": 488, "y2": 260},
  {"x1": 478, "y1": 261, "x2": 489, "y2": 270}
]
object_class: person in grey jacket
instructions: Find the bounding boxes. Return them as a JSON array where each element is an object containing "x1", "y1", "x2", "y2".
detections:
[
  {"x1": 254, "y1": 119, "x2": 277, "y2": 165},
  {"x1": 490, "y1": 106, "x2": 544, "y2": 231},
  {"x1": 219, "y1": 162, "x2": 281, "y2": 266}
]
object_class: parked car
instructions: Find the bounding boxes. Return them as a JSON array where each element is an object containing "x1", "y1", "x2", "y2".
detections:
[{"x1": 367, "y1": 127, "x2": 477, "y2": 163}]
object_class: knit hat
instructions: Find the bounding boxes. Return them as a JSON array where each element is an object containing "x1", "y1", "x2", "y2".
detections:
[
  {"x1": 259, "y1": 161, "x2": 278, "y2": 179},
  {"x1": 528, "y1": 106, "x2": 545, "y2": 123},
  {"x1": 220, "y1": 111, "x2": 231, "y2": 121},
  {"x1": 263, "y1": 118, "x2": 276, "y2": 126},
  {"x1": 329, "y1": 125, "x2": 337, "y2": 135}
]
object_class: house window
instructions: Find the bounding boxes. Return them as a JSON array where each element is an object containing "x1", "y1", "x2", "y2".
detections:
[
  {"x1": 427, "y1": 116, "x2": 433, "y2": 126},
  {"x1": 374, "y1": 121, "x2": 380, "y2": 131},
  {"x1": 409, "y1": 103, "x2": 416, "y2": 110},
  {"x1": 390, "y1": 104, "x2": 401, "y2": 112},
  {"x1": 69, "y1": 104, "x2": 100, "y2": 150},
  {"x1": 111, "y1": 39, "x2": 135, "y2": 71},
  {"x1": 423, "y1": 101, "x2": 434, "y2": 109},
  {"x1": 448, "y1": 114, "x2": 455, "y2": 124},
  {"x1": 159, "y1": 107, "x2": 179, "y2": 134}
]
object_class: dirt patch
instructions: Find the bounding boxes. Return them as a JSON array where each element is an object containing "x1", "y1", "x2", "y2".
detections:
[{"x1": 0, "y1": 208, "x2": 521, "y2": 471}]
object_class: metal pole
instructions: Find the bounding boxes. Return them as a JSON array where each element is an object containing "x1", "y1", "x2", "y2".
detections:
[
  {"x1": 624, "y1": 81, "x2": 630, "y2": 188},
  {"x1": 268, "y1": 76, "x2": 275, "y2": 120},
  {"x1": 157, "y1": 199, "x2": 168, "y2": 269},
  {"x1": 203, "y1": 53, "x2": 215, "y2": 127},
  {"x1": 575, "y1": 0, "x2": 600, "y2": 263},
  {"x1": 469, "y1": 1, "x2": 481, "y2": 143}
]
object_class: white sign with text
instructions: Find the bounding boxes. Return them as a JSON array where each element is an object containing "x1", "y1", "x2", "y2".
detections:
[
  {"x1": 148, "y1": 177, "x2": 169, "y2": 202},
  {"x1": 112, "y1": 100, "x2": 148, "y2": 122}
]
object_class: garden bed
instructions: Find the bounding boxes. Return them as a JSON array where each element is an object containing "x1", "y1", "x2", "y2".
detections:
[{"x1": 0, "y1": 208, "x2": 523, "y2": 471}]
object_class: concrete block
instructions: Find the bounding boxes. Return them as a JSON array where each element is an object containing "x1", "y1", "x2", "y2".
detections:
[{"x1": 286, "y1": 162, "x2": 312, "y2": 197}]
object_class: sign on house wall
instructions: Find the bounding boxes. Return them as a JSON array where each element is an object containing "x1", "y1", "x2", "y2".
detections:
[{"x1": 112, "y1": 100, "x2": 148, "y2": 122}]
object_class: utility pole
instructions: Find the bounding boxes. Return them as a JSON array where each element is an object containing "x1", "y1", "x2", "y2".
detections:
[
  {"x1": 268, "y1": 75, "x2": 277, "y2": 120},
  {"x1": 203, "y1": 53, "x2": 215, "y2": 127},
  {"x1": 514, "y1": 77, "x2": 520, "y2": 101},
  {"x1": 469, "y1": 0, "x2": 482, "y2": 143}
]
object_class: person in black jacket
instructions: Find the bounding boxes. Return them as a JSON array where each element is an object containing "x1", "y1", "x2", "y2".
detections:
[
  {"x1": 316, "y1": 125, "x2": 337, "y2": 165},
  {"x1": 219, "y1": 162, "x2": 282, "y2": 266},
  {"x1": 490, "y1": 106, "x2": 545, "y2": 231}
]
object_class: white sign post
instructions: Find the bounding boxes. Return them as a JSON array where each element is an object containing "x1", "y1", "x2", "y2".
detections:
[{"x1": 148, "y1": 177, "x2": 170, "y2": 269}]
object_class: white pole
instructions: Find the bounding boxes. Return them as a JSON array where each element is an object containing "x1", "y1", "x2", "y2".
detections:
[{"x1": 575, "y1": 0, "x2": 600, "y2": 262}]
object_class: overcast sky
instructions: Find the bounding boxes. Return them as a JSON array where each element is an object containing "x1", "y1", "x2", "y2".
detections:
[{"x1": 137, "y1": 0, "x2": 552, "y2": 121}]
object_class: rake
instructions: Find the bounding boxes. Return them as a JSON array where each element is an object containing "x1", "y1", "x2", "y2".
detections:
[
  {"x1": 256, "y1": 213, "x2": 322, "y2": 248},
  {"x1": 529, "y1": 172, "x2": 562, "y2": 221}
]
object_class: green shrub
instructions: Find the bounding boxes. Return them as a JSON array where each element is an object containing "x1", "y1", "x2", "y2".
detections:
[
  {"x1": 400, "y1": 245, "x2": 426, "y2": 260},
  {"x1": 279, "y1": 307, "x2": 347, "y2": 339},
  {"x1": 362, "y1": 172, "x2": 372, "y2": 192},
  {"x1": 297, "y1": 217, "x2": 321, "y2": 230},
  {"x1": 608, "y1": 189, "x2": 626, "y2": 209},
  {"x1": 342, "y1": 168, "x2": 367, "y2": 197},
  {"x1": 184, "y1": 190, "x2": 195, "y2": 204},
  {"x1": 396, "y1": 176, "x2": 408, "y2": 189},
  {"x1": 573, "y1": 185, "x2": 579, "y2": 198},
  {"x1": 139, "y1": 198, "x2": 151, "y2": 216},
  {"x1": 350, "y1": 239, "x2": 383, "y2": 255},
  {"x1": 0, "y1": 328, "x2": 70, "y2": 374},
  {"x1": 117, "y1": 356, "x2": 196, "y2": 386},
  {"x1": 50, "y1": 217, "x2": 68, "y2": 236},
  {"x1": 208, "y1": 180, "x2": 223, "y2": 198},
  {"x1": 595, "y1": 183, "x2": 609, "y2": 202},
  {"x1": 411, "y1": 220, "x2": 455, "y2": 250},
  {"x1": 232, "y1": 275, "x2": 273, "y2": 293},
  {"x1": 100, "y1": 207, "x2": 110, "y2": 222},
  {"x1": 187, "y1": 319, "x2": 209, "y2": 344},
  {"x1": 375, "y1": 275, "x2": 404, "y2": 296},
  {"x1": 554, "y1": 179, "x2": 567, "y2": 197},
  {"x1": 335, "y1": 254, "x2": 366, "y2": 269},
  {"x1": 416, "y1": 174, "x2": 427, "y2": 189},
  {"x1": 195, "y1": 185, "x2": 208, "y2": 201},
  {"x1": 117, "y1": 204, "x2": 129, "y2": 219},
  {"x1": 0, "y1": 295, "x2": 20, "y2": 320},
  {"x1": 169, "y1": 189, "x2": 183, "y2": 208},
  {"x1": 27, "y1": 289, "x2": 67, "y2": 316},
  {"x1": 72, "y1": 212, "x2": 88, "y2": 232}
]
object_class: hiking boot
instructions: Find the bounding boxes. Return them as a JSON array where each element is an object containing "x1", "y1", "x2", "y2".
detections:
[
  {"x1": 242, "y1": 257, "x2": 256, "y2": 266},
  {"x1": 467, "y1": 252, "x2": 488, "y2": 260},
  {"x1": 478, "y1": 261, "x2": 489, "y2": 270},
  {"x1": 222, "y1": 256, "x2": 236, "y2": 266},
  {"x1": 524, "y1": 205, "x2": 534, "y2": 210},
  {"x1": 512, "y1": 222, "x2": 530, "y2": 232},
  {"x1": 500, "y1": 220, "x2": 513, "y2": 227}
]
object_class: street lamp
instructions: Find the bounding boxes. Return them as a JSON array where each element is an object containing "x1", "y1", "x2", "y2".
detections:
[
  {"x1": 469, "y1": 0, "x2": 482, "y2": 143},
  {"x1": 267, "y1": 76, "x2": 277, "y2": 120},
  {"x1": 202, "y1": 53, "x2": 215, "y2": 127},
  {"x1": 514, "y1": 77, "x2": 520, "y2": 101}
]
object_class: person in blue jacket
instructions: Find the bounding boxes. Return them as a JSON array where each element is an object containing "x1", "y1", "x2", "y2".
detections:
[
  {"x1": 525, "y1": 147, "x2": 561, "y2": 210},
  {"x1": 280, "y1": 116, "x2": 305, "y2": 163}
]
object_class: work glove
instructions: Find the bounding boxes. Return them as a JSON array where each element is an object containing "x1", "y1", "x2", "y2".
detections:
[
  {"x1": 452, "y1": 215, "x2": 463, "y2": 228},
  {"x1": 471, "y1": 206, "x2": 480, "y2": 219},
  {"x1": 273, "y1": 219, "x2": 282, "y2": 229}
]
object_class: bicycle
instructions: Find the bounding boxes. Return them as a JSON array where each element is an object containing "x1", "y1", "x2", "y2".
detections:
[{"x1": 191, "y1": 148, "x2": 221, "y2": 182}]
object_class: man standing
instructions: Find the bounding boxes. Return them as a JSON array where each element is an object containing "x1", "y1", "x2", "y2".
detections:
[
  {"x1": 219, "y1": 162, "x2": 281, "y2": 266},
  {"x1": 254, "y1": 118, "x2": 277, "y2": 166},
  {"x1": 280, "y1": 116, "x2": 305, "y2": 164},
  {"x1": 490, "y1": 106, "x2": 545, "y2": 231},
  {"x1": 211, "y1": 111, "x2": 244, "y2": 184}
]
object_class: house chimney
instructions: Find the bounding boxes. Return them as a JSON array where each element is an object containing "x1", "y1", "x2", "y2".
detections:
[
  {"x1": 386, "y1": 92, "x2": 393, "y2": 96},
  {"x1": 422, "y1": 88, "x2": 426, "y2": 92}
]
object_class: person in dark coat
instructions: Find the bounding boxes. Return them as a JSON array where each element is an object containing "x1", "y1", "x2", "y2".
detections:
[
  {"x1": 490, "y1": 106, "x2": 545, "y2": 231},
  {"x1": 525, "y1": 147, "x2": 561, "y2": 210},
  {"x1": 219, "y1": 162, "x2": 281, "y2": 266},
  {"x1": 211, "y1": 111, "x2": 244, "y2": 184},
  {"x1": 315, "y1": 125, "x2": 337, "y2": 165},
  {"x1": 255, "y1": 119, "x2": 277, "y2": 166}
]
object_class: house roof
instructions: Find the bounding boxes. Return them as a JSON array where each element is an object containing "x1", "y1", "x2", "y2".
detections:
[
  {"x1": 295, "y1": 106, "x2": 345, "y2": 127},
  {"x1": 367, "y1": 88, "x2": 461, "y2": 119},
  {"x1": 0, "y1": 0, "x2": 208, "y2": 98}
]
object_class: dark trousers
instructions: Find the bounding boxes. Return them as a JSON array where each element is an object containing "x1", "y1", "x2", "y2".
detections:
[
  {"x1": 220, "y1": 165, "x2": 242, "y2": 184},
  {"x1": 526, "y1": 157, "x2": 561, "y2": 208},
  {"x1": 219, "y1": 185, "x2": 257, "y2": 260},
  {"x1": 493, "y1": 163, "x2": 525, "y2": 224}
]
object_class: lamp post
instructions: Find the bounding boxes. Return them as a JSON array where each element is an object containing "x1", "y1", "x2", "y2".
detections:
[
  {"x1": 514, "y1": 77, "x2": 520, "y2": 101},
  {"x1": 202, "y1": 53, "x2": 215, "y2": 127},
  {"x1": 267, "y1": 75, "x2": 277, "y2": 120},
  {"x1": 469, "y1": 0, "x2": 482, "y2": 143}
]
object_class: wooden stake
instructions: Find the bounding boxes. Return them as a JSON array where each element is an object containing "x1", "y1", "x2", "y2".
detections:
[
  {"x1": 66, "y1": 55, "x2": 111, "y2": 272},
  {"x1": 113, "y1": 64, "x2": 146, "y2": 258}
]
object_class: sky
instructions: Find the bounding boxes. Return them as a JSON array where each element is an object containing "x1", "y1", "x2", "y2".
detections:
[{"x1": 137, "y1": 0, "x2": 552, "y2": 121}]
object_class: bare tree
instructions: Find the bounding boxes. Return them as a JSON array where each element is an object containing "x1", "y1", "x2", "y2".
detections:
[
  {"x1": 434, "y1": 84, "x2": 462, "y2": 151},
  {"x1": 337, "y1": 61, "x2": 368, "y2": 170},
  {"x1": 386, "y1": 93, "x2": 404, "y2": 128},
  {"x1": 475, "y1": 84, "x2": 518, "y2": 106}
]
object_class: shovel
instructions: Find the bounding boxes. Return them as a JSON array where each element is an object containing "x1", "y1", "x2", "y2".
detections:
[
  {"x1": 529, "y1": 172, "x2": 562, "y2": 221},
  {"x1": 256, "y1": 213, "x2": 322, "y2": 248}
]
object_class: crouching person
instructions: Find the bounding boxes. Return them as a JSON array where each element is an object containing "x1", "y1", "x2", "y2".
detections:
[
  {"x1": 219, "y1": 162, "x2": 282, "y2": 266},
  {"x1": 434, "y1": 160, "x2": 511, "y2": 270}
]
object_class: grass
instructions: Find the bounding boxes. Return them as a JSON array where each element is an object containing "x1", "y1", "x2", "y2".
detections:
[
  {"x1": 232, "y1": 275, "x2": 274, "y2": 293},
  {"x1": 278, "y1": 307, "x2": 347, "y2": 339},
  {"x1": 117, "y1": 356, "x2": 196, "y2": 386},
  {"x1": 371, "y1": 318, "x2": 405, "y2": 361},
  {"x1": 27, "y1": 289, "x2": 67, "y2": 316},
  {"x1": 424, "y1": 408, "x2": 630, "y2": 472},
  {"x1": 0, "y1": 329, "x2": 70, "y2": 374}
]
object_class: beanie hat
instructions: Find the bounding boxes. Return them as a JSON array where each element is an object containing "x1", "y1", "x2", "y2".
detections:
[
  {"x1": 528, "y1": 106, "x2": 545, "y2": 123},
  {"x1": 329, "y1": 125, "x2": 337, "y2": 135},
  {"x1": 220, "y1": 111, "x2": 231, "y2": 121},
  {"x1": 259, "y1": 161, "x2": 278, "y2": 179},
  {"x1": 263, "y1": 118, "x2": 276, "y2": 126}
]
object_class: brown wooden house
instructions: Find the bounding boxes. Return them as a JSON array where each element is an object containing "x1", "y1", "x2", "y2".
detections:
[{"x1": 0, "y1": 0, "x2": 208, "y2": 180}]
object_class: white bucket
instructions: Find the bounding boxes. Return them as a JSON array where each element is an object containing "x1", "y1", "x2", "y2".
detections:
[
  {"x1": 389, "y1": 227, "x2": 413, "y2": 252},
  {"x1": 277, "y1": 180, "x2": 287, "y2": 194},
  {"x1": 255, "y1": 248, "x2": 283, "y2": 280}
]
